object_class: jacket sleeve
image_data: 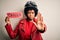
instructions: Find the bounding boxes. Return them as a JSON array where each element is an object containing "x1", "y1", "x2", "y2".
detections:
[{"x1": 5, "y1": 21, "x2": 20, "y2": 39}]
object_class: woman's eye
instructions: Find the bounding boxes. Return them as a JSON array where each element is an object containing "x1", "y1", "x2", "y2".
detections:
[{"x1": 32, "y1": 13, "x2": 34, "y2": 14}]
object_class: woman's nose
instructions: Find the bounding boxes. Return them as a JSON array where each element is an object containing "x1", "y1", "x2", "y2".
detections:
[{"x1": 30, "y1": 13, "x2": 32, "y2": 16}]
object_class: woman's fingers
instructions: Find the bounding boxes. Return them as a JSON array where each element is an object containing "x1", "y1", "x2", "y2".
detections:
[
  {"x1": 41, "y1": 16, "x2": 43, "y2": 22},
  {"x1": 5, "y1": 16, "x2": 10, "y2": 23},
  {"x1": 37, "y1": 12, "x2": 43, "y2": 22},
  {"x1": 37, "y1": 13, "x2": 41, "y2": 21}
]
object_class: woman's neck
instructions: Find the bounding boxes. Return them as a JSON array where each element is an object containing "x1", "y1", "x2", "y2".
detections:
[{"x1": 26, "y1": 18, "x2": 33, "y2": 22}]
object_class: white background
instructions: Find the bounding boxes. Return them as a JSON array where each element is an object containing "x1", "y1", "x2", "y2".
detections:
[{"x1": 0, "y1": 0, "x2": 60, "y2": 40}]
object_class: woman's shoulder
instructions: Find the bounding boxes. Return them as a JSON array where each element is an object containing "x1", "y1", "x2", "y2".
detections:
[{"x1": 19, "y1": 18, "x2": 26, "y2": 24}]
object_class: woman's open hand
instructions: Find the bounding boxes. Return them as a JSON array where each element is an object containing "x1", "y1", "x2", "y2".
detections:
[{"x1": 32, "y1": 12, "x2": 45, "y2": 31}]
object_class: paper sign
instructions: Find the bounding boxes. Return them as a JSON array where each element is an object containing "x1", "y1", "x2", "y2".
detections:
[{"x1": 7, "y1": 12, "x2": 23, "y2": 18}]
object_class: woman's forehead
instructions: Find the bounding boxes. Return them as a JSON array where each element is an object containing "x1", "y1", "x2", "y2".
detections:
[{"x1": 28, "y1": 10, "x2": 35, "y2": 12}]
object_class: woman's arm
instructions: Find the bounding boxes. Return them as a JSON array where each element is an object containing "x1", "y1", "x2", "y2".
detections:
[{"x1": 5, "y1": 17, "x2": 19, "y2": 39}]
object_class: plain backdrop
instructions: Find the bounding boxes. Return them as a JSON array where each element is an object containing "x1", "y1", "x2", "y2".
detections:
[{"x1": 0, "y1": 0, "x2": 60, "y2": 40}]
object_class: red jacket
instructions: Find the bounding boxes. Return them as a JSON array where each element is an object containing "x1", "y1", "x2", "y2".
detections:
[{"x1": 5, "y1": 19, "x2": 47, "y2": 40}]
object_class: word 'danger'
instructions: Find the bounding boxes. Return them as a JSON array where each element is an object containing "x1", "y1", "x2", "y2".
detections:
[{"x1": 7, "y1": 12, "x2": 23, "y2": 18}]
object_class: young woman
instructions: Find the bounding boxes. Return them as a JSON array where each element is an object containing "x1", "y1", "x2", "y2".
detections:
[{"x1": 5, "y1": 1, "x2": 47, "y2": 40}]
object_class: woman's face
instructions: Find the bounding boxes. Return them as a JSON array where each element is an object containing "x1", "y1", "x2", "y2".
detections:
[{"x1": 27, "y1": 10, "x2": 35, "y2": 20}]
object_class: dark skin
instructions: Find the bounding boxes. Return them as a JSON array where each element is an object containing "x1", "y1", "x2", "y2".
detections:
[
  {"x1": 5, "y1": 10, "x2": 45, "y2": 31},
  {"x1": 26, "y1": 10, "x2": 45, "y2": 31}
]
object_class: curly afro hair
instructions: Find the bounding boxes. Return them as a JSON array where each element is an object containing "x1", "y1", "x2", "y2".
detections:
[{"x1": 24, "y1": 1, "x2": 38, "y2": 17}]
